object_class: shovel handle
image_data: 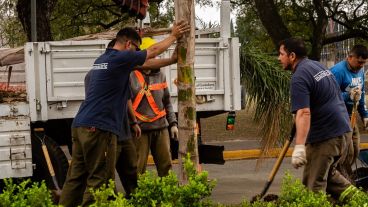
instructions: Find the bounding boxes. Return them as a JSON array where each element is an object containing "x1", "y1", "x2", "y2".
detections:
[
  {"x1": 42, "y1": 144, "x2": 61, "y2": 191},
  {"x1": 268, "y1": 140, "x2": 292, "y2": 181},
  {"x1": 268, "y1": 124, "x2": 296, "y2": 180},
  {"x1": 42, "y1": 145, "x2": 55, "y2": 176},
  {"x1": 351, "y1": 101, "x2": 358, "y2": 128}
]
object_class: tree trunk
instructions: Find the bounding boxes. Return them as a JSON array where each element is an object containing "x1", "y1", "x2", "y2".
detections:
[
  {"x1": 174, "y1": 0, "x2": 199, "y2": 182},
  {"x1": 16, "y1": 0, "x2": 57, "y2": 41},
  {"x1": 254, "y1": 0, "x2": 291, "y2": 48},
  {"x1": 309, "y1": 0, "x2": 328, "y2": 61}
]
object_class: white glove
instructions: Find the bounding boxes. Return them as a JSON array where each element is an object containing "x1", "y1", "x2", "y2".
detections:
[
  {"x1": 291, "y1": 145, "x2": 307, "y2": 169},
  {"x1": 171, "y1": 125, "x2": 178, "y2": 140},
  {"x1": 364, "y1": 118, "x2": 368, "y2": 128},
  {"x1": 350, "y1": 86, "x2": 362, "y2": 102}
]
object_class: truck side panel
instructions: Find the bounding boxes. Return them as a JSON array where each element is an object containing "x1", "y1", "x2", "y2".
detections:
[
  {"x1": 25, "y1": 38, "x2": 241, "y2": 121},
  {"x1": 0, "y1": 102, "x2": 32, "y2": 179}
]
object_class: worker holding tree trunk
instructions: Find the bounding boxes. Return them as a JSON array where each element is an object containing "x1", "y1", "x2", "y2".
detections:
[
  {"x1": 59, "y1": 22, "x2": 189, "y2": 207},
  {"x1": 278, "y1": 37, "x2": 360, "y2": 202},
  {"x1": 130, "y1": 37, "x2": 178, "y2": 177},
  {"x1": 330, "y1": 45, "x2": 368, "y2": 180}
]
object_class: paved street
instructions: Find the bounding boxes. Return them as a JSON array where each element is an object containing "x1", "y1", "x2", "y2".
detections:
[
  {"x1": 114, "y1": 135, "x2": 368, "y2": 205},
  {"x1": 138, "y1": 158, "x2": 302, "y2": 205},
  {"x1": 203, "y1": 158, "x2": 302, "y2": 204},
  {"x1": 67, "y1": 134, "x2": 368, "y2": 206}
]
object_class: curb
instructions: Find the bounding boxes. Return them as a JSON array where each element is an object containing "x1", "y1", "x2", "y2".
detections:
[{"x1": 147, "y1": 143, "x2": 368, "y2": 164}]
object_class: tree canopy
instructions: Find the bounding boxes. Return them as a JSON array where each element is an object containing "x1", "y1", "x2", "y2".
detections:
[
  {"x1": 233, "y1": 0, "x2": 368, "y2": 60},
  {"x1": 0, "y1": 0, "x2": 26, "y2": 47}
]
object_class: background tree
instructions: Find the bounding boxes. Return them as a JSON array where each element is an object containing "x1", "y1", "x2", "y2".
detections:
[
  {"x1": 233, "y1": 0, "x2": 368, "y2": 60},
  {"x1": 16, "y1": 0, "x2": 57, "y2": 41},
  {"x1": 50, "y1": 0, "x2": 134, "y2": 40},
  {"x1": 0, "y1": 0, "x2": 26, "y2": 47},
  {"x1": 234, "y1": 0, "x2": 368, "y2": 153}
]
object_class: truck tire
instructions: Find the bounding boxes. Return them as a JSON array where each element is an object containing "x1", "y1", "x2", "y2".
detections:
[{"x1": 31, "y1": 135, "x2": 69, "y2": 190}]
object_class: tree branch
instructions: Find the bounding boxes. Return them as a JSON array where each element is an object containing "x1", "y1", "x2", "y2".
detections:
[
  {"x1": 323, "y1": 30, "x2": 368, "y2": 44},
  {"x1": 253, "y1": 0, "x2": 291, "y2": 47}
]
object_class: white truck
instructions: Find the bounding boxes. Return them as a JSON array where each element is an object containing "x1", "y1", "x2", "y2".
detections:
[{"x1": 0, "y1": 1, "x2": 240, "y2": 190}]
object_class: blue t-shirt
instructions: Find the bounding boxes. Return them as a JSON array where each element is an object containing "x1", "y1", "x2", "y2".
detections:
[
  {"x1": 84, "y1": 70, "x2": 132, "y2": 141},
  {"x1": 73, "y1": 48, "x2": 147, "y2": 136},
  {"x1": 291, "y1": 58, "x2": 351, "y2": 144},
  {"x1": 330, "y1": 60, "x2": 368, "y2": 118}
]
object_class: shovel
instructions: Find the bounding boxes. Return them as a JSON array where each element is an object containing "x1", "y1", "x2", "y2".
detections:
[
  {"x1": 34, "y1": 128, "x2": 62, "y2": 198},
  {"x1": 251, "y1": 124, "x2": 296, "y2": 202}
]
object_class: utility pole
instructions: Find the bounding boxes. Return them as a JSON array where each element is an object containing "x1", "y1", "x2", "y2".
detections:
[{"x1": 174, "y1": 0, "x2": 199, "y2": 182}]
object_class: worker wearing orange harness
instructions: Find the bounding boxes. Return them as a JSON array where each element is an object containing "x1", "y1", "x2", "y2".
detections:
[{"x1": 130, "y1": 37, "x2": 178, "y2": 177}]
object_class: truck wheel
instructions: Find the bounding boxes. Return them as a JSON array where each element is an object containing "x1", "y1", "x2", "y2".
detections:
[{"x1": 31, "y1": 135, "x2": 69, "y2": 190}]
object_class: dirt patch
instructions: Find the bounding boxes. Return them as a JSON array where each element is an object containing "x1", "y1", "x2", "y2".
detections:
[
  {"x1": 0, "y1": 90, "x2": 27, "y2": 103},
  {"x1": 263, "y1": 194, "x2": 279, "y2": 202},
  {"x1": 201, "y1": 109, "x2": 262, "y2": 142},
  {"x1": 200, "y1": 108, "x2": 368, "y2": 143}
]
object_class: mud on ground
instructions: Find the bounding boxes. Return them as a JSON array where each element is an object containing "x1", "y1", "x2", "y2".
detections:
[
  {"x1": 201, "y1": 109, "x2": 262, "y2": 142},
  {"x1": 201, "y1": 109, "x2": 368, "y2": 142}
]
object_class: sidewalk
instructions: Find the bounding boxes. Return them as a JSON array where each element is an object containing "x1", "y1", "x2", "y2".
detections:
[{"x1": 207, "y1": 134, "x2": 368, "y2": 160}]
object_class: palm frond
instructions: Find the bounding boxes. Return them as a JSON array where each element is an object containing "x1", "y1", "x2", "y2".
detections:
[{"x1": 240, "y1": 45, "x2": 293, "y2": 156}]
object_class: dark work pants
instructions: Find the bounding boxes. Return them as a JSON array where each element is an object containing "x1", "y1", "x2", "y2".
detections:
[
  {"x1": 59, "y1": 127, "x2": 117, "y2": 207},
  {"x1": 135, "y1": 128, "x2": 172, "y2": 177},
  {"x1": 303, "y1": 132, "x2": 353, "y2": 199},
  {"x1": 116, "y1": 138, "x2": 138, "y2": 198},
  {"x1": 339, "y1": 125, "x2": 360, "y2": 181}
]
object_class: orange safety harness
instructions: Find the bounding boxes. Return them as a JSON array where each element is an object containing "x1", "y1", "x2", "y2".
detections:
[{"x1": 132, "y1": 70, "x2": 168, "y2": 122}]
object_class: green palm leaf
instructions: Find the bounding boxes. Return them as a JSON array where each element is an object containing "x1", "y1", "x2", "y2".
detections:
[{"x1": 240, "y1": 45, "x2": 293, "y2": 155}]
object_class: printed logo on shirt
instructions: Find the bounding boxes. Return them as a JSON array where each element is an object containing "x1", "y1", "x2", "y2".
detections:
[
  {"x1": 313, "y1": 70, "x2": 332, "y2": 82},
  {"x1": 345, "y1": 77, "x2": 363, "y2": 92},
  {"x1": 351, "y1": 77, "x2": 362, "y2": 86},
  {"x1": 92, "y1": 63, "x2": 108, "y2": 70}
]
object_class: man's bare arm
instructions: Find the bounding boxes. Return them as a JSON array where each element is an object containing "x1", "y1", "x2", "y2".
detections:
[
  {"x1": 295, "y1": 107, "x2": 311, "y2": 145},
  {"x1": 128, "y1": 99, "x2": 137, "y2": 122},
  {"x1": 138, "y1": 58, "x2": 175, "y2": 70},
  {"x1": 145, "y1": 21, "x2": 189, "y2": 60},
  {"x1": 139, "y1": 45, "x2": 178, "y2": 70}
]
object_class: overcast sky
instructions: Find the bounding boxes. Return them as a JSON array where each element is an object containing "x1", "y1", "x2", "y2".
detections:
[{"x1": 195, "y1": 0, "x2": 237, "y2": 28}]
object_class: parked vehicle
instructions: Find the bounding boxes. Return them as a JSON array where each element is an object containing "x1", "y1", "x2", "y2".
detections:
[{"x1": 0, "y1": 1, "x2": 240, "y2": 190}]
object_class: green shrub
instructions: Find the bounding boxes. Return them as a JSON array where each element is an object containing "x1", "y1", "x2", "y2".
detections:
[
  {"x1": 89, "y1": 180, "x2": 132, "y2": 207},
  {"x1": 241, "y1": 172, "x2": 368, "y2": 207},
  {"x1": 0, "y1": 179, "x2": 55, "y2": 207},
  {"x1": 278, "y1": 173, "x2": 333, "y2": 207},
  {"x1": 342, "y1": 186, "x2": 368, "y2": 207},
  {"x1": 130, "y1": 154, "x2": 216, "y2": 207}
]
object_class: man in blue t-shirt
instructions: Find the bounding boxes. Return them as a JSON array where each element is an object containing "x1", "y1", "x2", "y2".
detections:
[
  {"x1": 83, "y1": 39, "x2": 141, "y2": 199},
  {"x1": 59, "y1": 21, "x2": 190, "y2": 207},
  {"x1": 330, "y1": 45, "x2": 368, "y2": 178},
  {"x1": 278, "y1": 37, "x2": 356, "y2": 201}
]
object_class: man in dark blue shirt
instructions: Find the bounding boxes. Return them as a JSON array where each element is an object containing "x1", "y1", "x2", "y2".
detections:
[
  {"x1": 278, "y1": 37, "x2": 356, "y2": 201},
  {"x1": 83, "y1": 38, "x2": 141, "y2": 199},
  {"x1": 59, "y1": 21, "x2": 190, "y2": 207}
]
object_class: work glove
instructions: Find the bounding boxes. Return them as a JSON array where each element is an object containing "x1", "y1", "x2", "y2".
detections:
[
  {"x1": 171, "y1": 125, "x2": 179, "y2": 140},
  {"x1": 291, "y1": 144, "x2": 307, "y2": 169},
  {"x1": 350, "y1": 86, "x2": 362, "y2": 102}
]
